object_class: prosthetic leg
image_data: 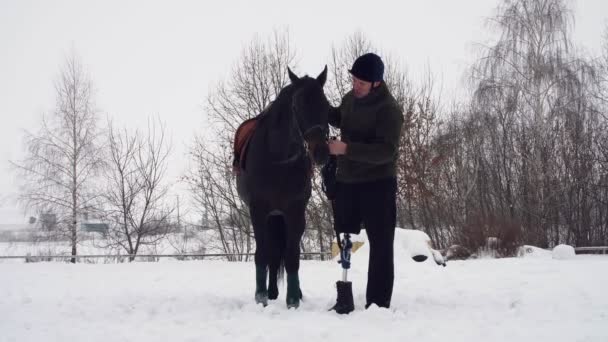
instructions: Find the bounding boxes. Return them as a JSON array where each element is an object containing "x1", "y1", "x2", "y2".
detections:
[
  {"x1": 330, "y1": 232, "x2": 354, "y2": 314},
  {"x1": 322, "y1": 152, "x2": 355, "y2": 314}
]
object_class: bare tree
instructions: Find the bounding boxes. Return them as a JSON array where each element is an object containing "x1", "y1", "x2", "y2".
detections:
[
  {"x1": 596, "y1": 25, "x2": 608, "y2": 106},
  {"x1": 593, "y1": 26, "x2": 608, "y2": 246},
  {"x1": 12, "y1": 53, "x2": 103, "y2": 263},
  {"x1": 460, "y1": 0, "x2": 604, "y2": 248},
  {"x1": 395, "y1": 71, "x2": 446, "y2": 244},
  {"x1": 166, "y1": 197, "x2": 203, "y2": 257},
  {"x1": 101, "y1": 119, "x2": 173, "y2": 260},
  {"x1": 184, "y1": 136, "x2": 252, "y2": 260}
]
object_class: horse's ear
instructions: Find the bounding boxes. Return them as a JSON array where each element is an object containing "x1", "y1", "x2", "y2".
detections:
[
  {"x1": 316, "y1": 65, "x2": 328, "y2": 87},
  {"x1": 288, "y1": 67, "x2": 299, "y2": 83}
]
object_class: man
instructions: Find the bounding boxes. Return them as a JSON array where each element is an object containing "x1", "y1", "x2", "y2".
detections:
[{"x1": 328, "y1": 52, "x2": 404, "y2": 309}]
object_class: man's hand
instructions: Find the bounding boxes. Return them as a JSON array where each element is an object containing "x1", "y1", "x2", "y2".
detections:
[{"x1": 328, "y1": 140, "x2": 348, "y2": 155}]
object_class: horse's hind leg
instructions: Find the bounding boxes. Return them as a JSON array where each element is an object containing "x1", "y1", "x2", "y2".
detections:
[
  {"x1": 268, "y1": 266, "x2": 278, "y2": 300},
  {"x1": 267, "y1": 214, "x2": 285, "y2": 300},
  {"x1": 267, "y1": 258, "x2": 280, "y2": 300},
  {"x1": 284, "y1": 204, "x2": 306, "y2": 309}
]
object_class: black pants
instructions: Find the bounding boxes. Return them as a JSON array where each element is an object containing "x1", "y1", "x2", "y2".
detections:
[{"x1": 333, "y1": 177, "x2": 397, "y2": 308}]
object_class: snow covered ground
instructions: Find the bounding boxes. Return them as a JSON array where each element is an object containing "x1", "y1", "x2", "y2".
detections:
[{"x1": 2, "y1": 232, "x2": 608, "y2": 342}]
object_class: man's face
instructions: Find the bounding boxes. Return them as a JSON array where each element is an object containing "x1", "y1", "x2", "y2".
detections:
[{"x1": 351, "y1": 75, "x2": 380, "y2": 98}]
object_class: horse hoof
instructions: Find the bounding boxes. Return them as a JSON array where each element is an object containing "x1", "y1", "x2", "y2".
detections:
[
  {"x1": 286, "y1": 298, "x2": 300, "y2": 309},
  {"x1": 255, "y1": 292, "x2": 268, "y2": 307}
]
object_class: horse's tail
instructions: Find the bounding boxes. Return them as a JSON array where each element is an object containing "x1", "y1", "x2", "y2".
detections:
[{"x1": 267, "y1": 214, "x2": 286, "y2": 287}]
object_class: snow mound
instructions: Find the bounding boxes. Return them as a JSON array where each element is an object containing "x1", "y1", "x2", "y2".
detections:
[
  {"x1": 394, "y1": 228, "x2": 433, "y2": 258},
  {"x1": 517, "y1": 245, "x2": 552, "y2": 258},
  {"x1": 338, "y1": 228, "x2": 445, "y2": 266},
  {"x1": 552, "y1": 244, "x2": 576, "y2": 260}
]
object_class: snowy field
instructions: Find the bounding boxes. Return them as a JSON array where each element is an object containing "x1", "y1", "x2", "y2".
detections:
[
  {"x1": 0, "y1": 230, "x2": 215, "y2": 260},
  {"x1": 2, "y1": 231, "x2": 608, "y2": 342}
]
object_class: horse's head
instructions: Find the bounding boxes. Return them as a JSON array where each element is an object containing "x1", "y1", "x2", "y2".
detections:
[{"x1": 288, "y1": 66, "x2": 330, "y2": 165}]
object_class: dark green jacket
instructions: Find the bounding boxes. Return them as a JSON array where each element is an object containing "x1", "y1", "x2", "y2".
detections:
[{"x1": 329, "y1": 83, "x2": 404, "y2": 183}]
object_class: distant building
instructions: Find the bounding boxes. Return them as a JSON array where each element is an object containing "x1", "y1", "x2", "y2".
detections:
[
  {"x1": 79, "y1": 211, "x2": 109, "y2": 234},
  {"x1": 80, "y1": 222, "x2": 109, "y2": 234}
]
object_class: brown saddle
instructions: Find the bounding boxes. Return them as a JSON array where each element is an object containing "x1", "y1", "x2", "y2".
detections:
[{"x1": 232, "y1": 117, "x2": 258, "y2": 174}]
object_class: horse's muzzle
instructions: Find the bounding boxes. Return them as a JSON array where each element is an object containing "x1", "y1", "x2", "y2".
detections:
[
  {"x1": 303, "y1": 125, "x2": 329, "y2": 165},
  {"x1": 303, "y1": 125, "x2": 327, "y2": 141}
]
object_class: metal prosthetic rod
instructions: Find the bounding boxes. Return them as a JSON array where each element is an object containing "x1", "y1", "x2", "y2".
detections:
[
  {"x1": 331, "y1": 233, "x2": 355, "y2": 314},
  {"x1": 340, "y1": 233, "x2": 353, "y2": 280}
]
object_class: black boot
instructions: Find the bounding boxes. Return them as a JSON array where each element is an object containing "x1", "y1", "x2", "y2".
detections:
[{"x1": 330, "y1": 281, "x2": 354, "y2": 314}]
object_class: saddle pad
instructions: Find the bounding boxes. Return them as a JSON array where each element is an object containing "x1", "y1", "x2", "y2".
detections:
[{"x1": 233, "y1": 118, "x2": 258, "y2": 172}]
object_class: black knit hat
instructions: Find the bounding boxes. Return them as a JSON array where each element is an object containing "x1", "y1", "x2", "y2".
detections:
[{"x1": 349, "y1": 53, "x2": 384, "y2": 82}]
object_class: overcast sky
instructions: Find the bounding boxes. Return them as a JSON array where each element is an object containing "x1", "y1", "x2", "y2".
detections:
[{"x1": 1, "y1": 0, "x2": 606, "y2": 223}]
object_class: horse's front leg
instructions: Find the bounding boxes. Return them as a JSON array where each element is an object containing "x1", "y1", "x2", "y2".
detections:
[
  {"x1": 251, "y1": 208, "x2": 269, "y2": 307},
  {"x1": 255, "y1": 256, "x2": 268, "y2": 306},
  {"x1": 284, "y1": 204, "x2": 306, "y2": 309}
]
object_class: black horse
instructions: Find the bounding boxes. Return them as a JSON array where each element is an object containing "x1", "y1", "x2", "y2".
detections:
[{"x1": 235, "y1": 67, "x2": 330, "y2": 308}]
